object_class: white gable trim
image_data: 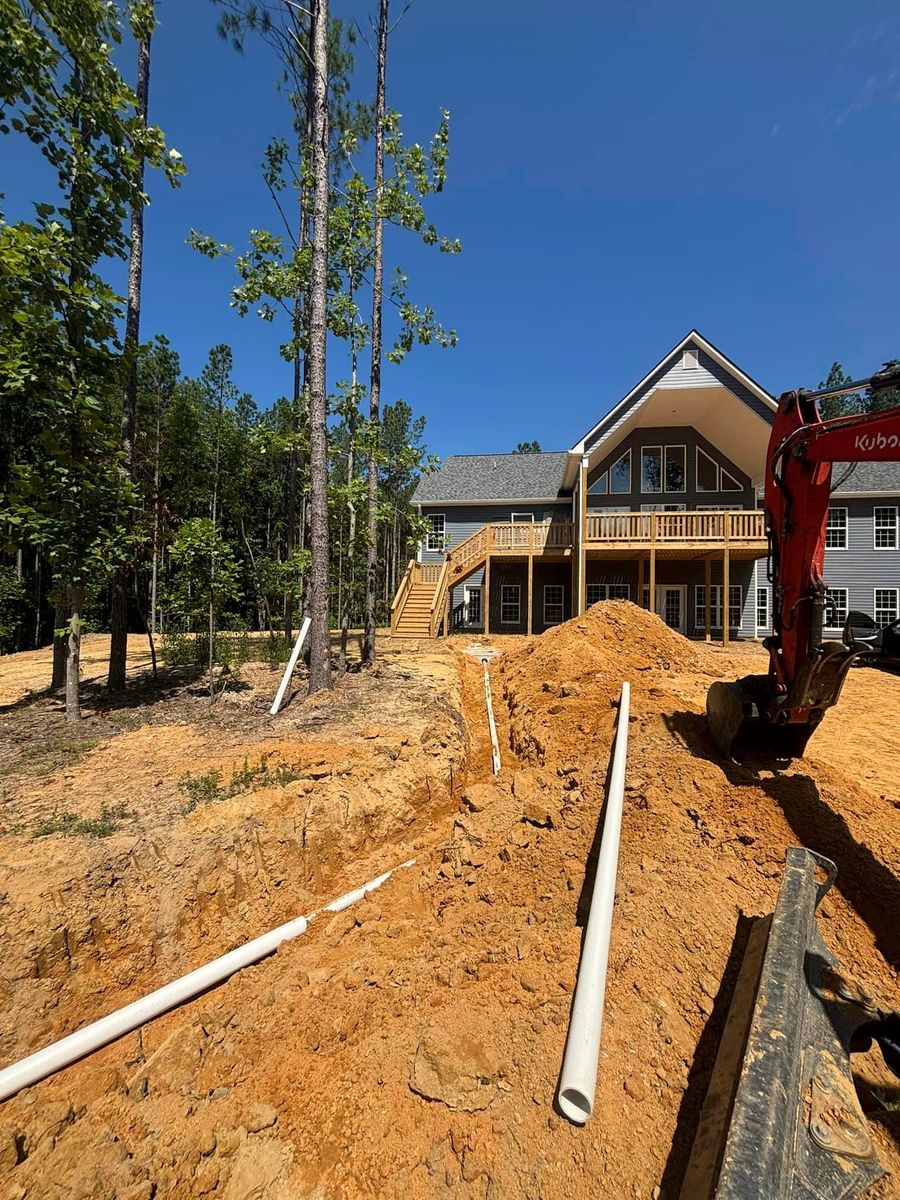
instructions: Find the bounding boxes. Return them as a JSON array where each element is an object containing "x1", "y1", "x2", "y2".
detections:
[{"x1": 569, "y1": 330, "x2": 776, "y2": 456}]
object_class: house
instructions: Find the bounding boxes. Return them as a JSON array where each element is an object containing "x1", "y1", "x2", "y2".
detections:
[{"x1": 391, "y1": 331, "x2": 900, "y2": 641}]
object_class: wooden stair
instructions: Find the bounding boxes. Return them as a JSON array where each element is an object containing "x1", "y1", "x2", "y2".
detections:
[{"x1": 392, "y1": 582, "x2": 436, "y2": 637}]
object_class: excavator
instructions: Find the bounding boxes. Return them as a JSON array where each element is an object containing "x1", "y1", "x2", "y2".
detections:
[
  {"x1": 684, "y1": 364, "x2": 900, "y2": 1200},
  {"x1": 707, "y1": 361, "x2": 900, "y2": 759}
]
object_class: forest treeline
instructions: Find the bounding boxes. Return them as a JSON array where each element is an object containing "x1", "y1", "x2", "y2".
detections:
[{"x1": 0, "y1": 0, "x2": 458, "y2": 718}]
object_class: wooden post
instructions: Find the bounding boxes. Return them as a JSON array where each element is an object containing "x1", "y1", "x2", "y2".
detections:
[
  {"x1": 648, "y1": 515, "x2": 657, "y2": 617},
  {"x1": 722, "y1": 546, "x2": 730, "y2": 646},
  {"x1": 484, "y1": 555, "x2": 491, "y2": 636},
  {"x1": 638, "y1": 555, "x2": 645, "y2": 609},
  {"x1": 704, "y1": 555, "x2": 711, "y2": 643},
  {"x1": 445, "y1": 587, "x2": 451, "y2": 638},
  {"x1": 578, "y1": 457, "x2": 588, "y2": 615},
  {"x1": 527, "y1": 552, "x2": 533, "y2": 636}
]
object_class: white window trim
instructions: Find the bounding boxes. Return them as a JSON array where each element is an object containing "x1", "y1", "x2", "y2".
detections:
[
  {"x1": 824, "y1": 586, "x2": 849, "y2": 631},
  {"x1": 510, "y1": 512, "x2": 534, "y2": 523},
  {"x1": 664, "y1": 445, "x2": 687, "y2": 494},
  {"x1": 720, "y1": 466, "x2": 743, "y2": 493},
  {"x1": 641, "y1": 445, "x2": 663, "y2": 494},
  {"x1": 873, "y1": 506, "x2": 899, "y2": 551},
  {"x1": 695, "y1": 584, "x2": 743, "y2": 630},
  {"x1": 696, "y1": 504, "x2": 744, "y2": 511},
  {"x1": 696, "y1": 446, "x2": 720, "y2": 493},
  {"x1": 874, "y1": 587, "x2": 900, "y2": 625},
  {"x1": 588, "y1": 470, "x2": 609, "y2": 496},
  {"x1": 500, "y1": 583, "x2": 521, "y2": 625},
  {"x1": 609, "y1": 449, "x2": 632, "y2": 495},
  {"x1": 641, "y1": 503, "x2": 687, "y2": 512},
  {"x1": 425, "y1": 513, "x2": 446, "y2": 553},
  {"x1": 543, "y1": 584, "x2": 564, "y2": 625},
  {"x1": 825, "y1": 507, "x2": 848, "y2": 551},
  {"x1": 755, "y1": 586, "x2": 770, "y2": 635},
  {"x1": 463, "y1": 585, "x2": 482, "y2": 627},
  {"x1": 586, "y1": 582, "x2": 631, "y2": 606}
]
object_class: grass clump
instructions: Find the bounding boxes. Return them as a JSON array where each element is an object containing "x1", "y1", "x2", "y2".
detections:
[
  {"x1": 34, "y1": 803, "x2": 130, "y2": 839},
  {"x1": 179, "y1": 753, "x2": 304, "y2": 814}
]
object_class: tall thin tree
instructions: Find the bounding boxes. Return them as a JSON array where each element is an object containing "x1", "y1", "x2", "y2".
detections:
[
  {"x1": 363, "y1": 0, "x2": 388, "y2": 666},
  {"x1": 306, "y1": 0, "x2": 332, "y2": 692},
  {"x1": 108, "y1": 0, "x2": 155, "y2": 691}
]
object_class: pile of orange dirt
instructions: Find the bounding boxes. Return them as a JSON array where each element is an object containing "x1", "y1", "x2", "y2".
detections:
[{"x1": 0, "y1": 609, "x2": 897, "y2": 1199}]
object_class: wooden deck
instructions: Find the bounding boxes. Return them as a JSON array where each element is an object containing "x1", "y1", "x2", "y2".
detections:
[{"x1": 585, "y1": 509, "x2": 766, "y2": 554}]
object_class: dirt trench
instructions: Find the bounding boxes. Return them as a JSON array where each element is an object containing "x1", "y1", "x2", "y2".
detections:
[{"x1": 0, "y1": 613, "x2": 898, "y2": 1199}]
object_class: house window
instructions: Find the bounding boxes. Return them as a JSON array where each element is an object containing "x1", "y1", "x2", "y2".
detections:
[
  {"x1": 425, "y1": 513, "x2": 445, "y2": 552},
  {"x1": 683, "y1": 348, "x2": 699, "y2": 370},
  {"x1": 641, "y1": 503, "x2": 686, "y2": 512},
  {"x1": 825, "y1": 587, "x2": 848, "y2": 630},
  {"x1": 587, "y1": 583, "x2": 631, "y2": 606},
  {"x1": 500, "y1": 584, "x2": 521, "y2": 625},
  {"x1": 756, "y1": 586, "x2": 770, "y2": 631},
  {"x1": 464, "y1": 586, "x2": 482, "y2": 627},
  {"x1": 874, "y1": 588, "x2": 899, "y2": 625},
  {"x1": 720, "y1": 467, "x2": 743, "y2": 493},
  {"x1": 610, "y1": 450, "x2": 631, "y2": 494},
  {"x1": 588, "y1": 471, "x2": 608, "y2": 495},
  {"x1": 696, "y1": 447, "x2": 719, "y2": 492},
  {"x1": 543, "y1": 584, "x2": 564, "y2": 625},
  {"x1": 825, "y1": 508, "x2": 848, "y2": 550},
  {"x1": 664, "y1": 446, "x2": 686, "y2": 493},
  {"x1": 874, "y1": 507, "x2": 898, "y2": 550},
  {"x1": 696, "y1": 585, "x2": 742, "y2": 629},
  {"x1": 641, "y1": 446, "x2": 662, "y2": 493}
]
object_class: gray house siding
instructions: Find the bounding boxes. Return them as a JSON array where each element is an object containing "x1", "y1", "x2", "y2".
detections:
[
  {"x1": 583, "y1": 340, "x2": 772, "y2": 454},
  {"x1": 419, "y1": 502, "x2": 572, "y2": 567},
  {"x1": 586, "y1": 425, "x2": 756, "y2": 512}
]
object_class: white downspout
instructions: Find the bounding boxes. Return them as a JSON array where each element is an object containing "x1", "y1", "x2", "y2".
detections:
[
  {"x1": 557, "y1": 682, "x2": 631, "y2": 1124},
  {"x1": 0, "y1": 860, "x2": 414, "y2": 1103}
]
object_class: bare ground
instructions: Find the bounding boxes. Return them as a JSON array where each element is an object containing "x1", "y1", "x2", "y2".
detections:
[{"x1": 0, "y1": 615, "x2": 897, "y2": 1199}]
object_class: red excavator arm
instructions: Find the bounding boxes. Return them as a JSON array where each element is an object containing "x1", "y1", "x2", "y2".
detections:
[{"x1": 707, "y1": 361, "x2": 900, "y2": 757}]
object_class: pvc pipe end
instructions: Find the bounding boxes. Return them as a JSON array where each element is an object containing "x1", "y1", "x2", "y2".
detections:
[{"x1": 558, "y1": 1087, "x2": 592, "y2": 1125}]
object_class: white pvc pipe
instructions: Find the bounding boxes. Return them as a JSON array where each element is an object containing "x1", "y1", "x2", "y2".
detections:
[
  {"x1": 557, "y1": 681, "x2": 631, "y2": 1125},
  {"x1": 0, "y1": 858, "x2": 414, "y2": 1103},
  {"x1": 482, "y1": 658, "x2": 501, "y2": 775},
  {"x1": 270, "y1": 616, "x2": 311, "y2": 715}
]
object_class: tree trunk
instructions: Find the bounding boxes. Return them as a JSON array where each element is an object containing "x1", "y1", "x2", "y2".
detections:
[
  {"x1": 65, "y1": 591, "x2": 83, "y2": 724},
  {"x1": 150, "y1": 394, "x2": 161, "y2": 635},
  {"x1": 306, "y1": 0, "x2": 332, "y2": 694},
  {"x1": 108, "y1": 14, "x2": 153, "y2": 691},
  {"x1": 363, "y1": 0, "x2": 389, "y2": 666},
  {"x1": 51, "y1": 601, "x2": 67, "y2": 689}
]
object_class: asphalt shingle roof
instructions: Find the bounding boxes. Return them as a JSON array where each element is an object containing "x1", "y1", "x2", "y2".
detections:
[
  {"x1": 832, "y1": 461, "x2": 900, "y2": 492},
  {"x1": 412, "y1": 451, "x2": 571, "y2": 504}
]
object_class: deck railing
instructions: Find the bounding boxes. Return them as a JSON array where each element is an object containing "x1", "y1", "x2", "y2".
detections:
[
  {"x1": 447, "y1": 521, "x2": 575, "y2": 576},
  {"x1": 584, "y1": 509, "x2": 766, "y2": 545}
]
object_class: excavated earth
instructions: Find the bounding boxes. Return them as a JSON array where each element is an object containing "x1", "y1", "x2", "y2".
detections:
[{"x1": 0, "y1": 611, "x2": 898, "y2": 1199}]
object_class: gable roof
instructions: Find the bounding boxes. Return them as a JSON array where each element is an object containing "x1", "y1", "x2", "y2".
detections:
[
  {"x1": 413, "y1": 451, "x2": 570, "y2": 505},
  {"x1": 832, "y1": 461, "x2": 900, "y2": 493},
  {"x1": 569, "y1": 329, "x2": 776, "y2": 457}
]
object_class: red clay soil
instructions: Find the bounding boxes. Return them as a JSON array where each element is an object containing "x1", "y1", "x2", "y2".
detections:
[{"x1": 0, "y1": 607, "x2": 898, "y2": 1199}]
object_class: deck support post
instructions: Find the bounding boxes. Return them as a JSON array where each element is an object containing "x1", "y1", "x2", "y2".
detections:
[
  {"x1": 527, "y1": 552, "x2": 533, "y2": 636},
  {"x1": 637, "y1": 555, "x2": 645, "y2": 608},
  {"x1": 648, "y1": 518, "x2": 656, "y2": 619},
  {"x1": 484, "y1": 554, "x2": 491, "y2": 636},
  {"x1": 704, "y1": 555, "x2": 711, "y2": 643},
  {"x1": 578, "y1": 456, "x2": 588, "y2": 615},
  {"x1": 722, "y1": 546, "x2": 730, "y2": 647}
]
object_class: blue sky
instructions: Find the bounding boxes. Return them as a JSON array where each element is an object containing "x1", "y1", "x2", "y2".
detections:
[{"x1": 4, "y1": 0, "x2": 900, "y2": 457}]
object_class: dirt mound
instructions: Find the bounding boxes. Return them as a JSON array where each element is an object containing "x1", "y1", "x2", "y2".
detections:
[{"x1": 0, "y1": 633, "x2": 897, "y2": 1198}]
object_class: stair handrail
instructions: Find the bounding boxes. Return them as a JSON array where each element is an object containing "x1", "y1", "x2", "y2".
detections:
[
  {"x1": 429, "y1": 558, "x2": 451, "y2": 638},
  {"x1": 390, "y1": 559, "x2": 416, "y2": 635}
]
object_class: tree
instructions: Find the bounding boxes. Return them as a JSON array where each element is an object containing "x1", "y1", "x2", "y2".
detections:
[
  {"x1": 865, "y1": 359, "x2": 900, "y2": 414},
  {"x1": 306, "y1": 0, "x2": 333, "y2": 692},
  {"x1": 108, "y1": 0, "x2": 159, "y2": 691},
  {"x1": 817, "y1": 362, "x2": 863, "y2": 420},
  {"x1": 514, "y1": 440, "x2": 542, "y2": 453},
  {"x1": 0, "y1": 0, "x2": 182, "y2": 721}
]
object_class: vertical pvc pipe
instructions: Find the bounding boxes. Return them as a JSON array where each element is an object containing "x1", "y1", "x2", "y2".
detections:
[
  {"x1": 557, "y1": 681, "x2": 631, "y2": 1124},
  {"x1": 482, "y1": 658, "x2": 501, "y2": 775},
  {"x1": 270, "y1": 616, "x2": 311, "y2": 715}
]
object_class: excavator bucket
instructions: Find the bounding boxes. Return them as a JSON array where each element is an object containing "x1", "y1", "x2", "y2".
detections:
[
  {"x1": 705, "y1": 676, "x2": 816, "y2": 760},
  {"x1": 681, "y1": 848, "x2": 884, "y2": 1200}
]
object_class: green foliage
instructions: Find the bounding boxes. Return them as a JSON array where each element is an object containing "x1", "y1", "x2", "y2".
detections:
[
  {"x1": 514, "y1": 441, "x2": 542, "y2": 454},
  {"x1": 0, "y1": 565, "x2": 26, "y2": 652},
  {"x1": 817, "y1": 362, "x2": 863, "y2": 420},
  {"x1": 179, "y1": 753, "x2": 305, "y2": 813},
  {"x1": 34, "y1": 803, "x2": 131, "y2": 839},
  {"x1": 166, "y1": 518, "x2": 242, "y2": 625}
]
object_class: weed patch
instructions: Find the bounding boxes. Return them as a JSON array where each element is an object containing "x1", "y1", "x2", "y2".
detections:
[
  {"x1": 34, "y1": 803, "x2": 131, "y2": 839},
  {"x1": 179, "y1": 753, "x2": 305, "y2": 813}
]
